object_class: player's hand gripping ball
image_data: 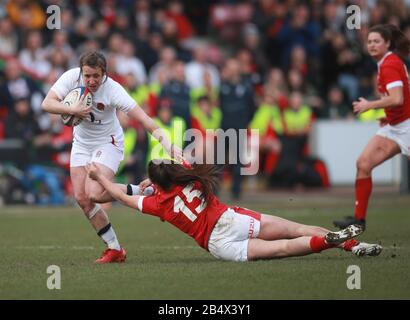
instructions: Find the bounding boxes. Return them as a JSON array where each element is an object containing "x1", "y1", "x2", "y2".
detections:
[{"x1": 61, "y1": 86, "x2": 93, "y2": 126}]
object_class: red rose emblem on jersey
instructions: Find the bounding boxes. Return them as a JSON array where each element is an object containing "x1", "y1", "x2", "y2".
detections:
[{"x1": 97, "y1": 103, "x2": 105, "y2": 111}]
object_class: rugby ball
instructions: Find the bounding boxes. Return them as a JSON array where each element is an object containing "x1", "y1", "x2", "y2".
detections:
[{"x1": 61, "y1": 87, "x2": 93, "y2": 126}]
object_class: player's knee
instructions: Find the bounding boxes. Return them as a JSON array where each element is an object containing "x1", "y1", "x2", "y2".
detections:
[
  {"x1": 87, "y1": 190, "x2": 102, "y2": 203},
  {"x1": 313, "y1": 226, "x2": 328, "y2": 236},
  {"x1": 74, "y1": 193, "x2": 93, "y2": 212},
  {"x1": 356, "y1": 156, "x2": 372, "y2": 173}
]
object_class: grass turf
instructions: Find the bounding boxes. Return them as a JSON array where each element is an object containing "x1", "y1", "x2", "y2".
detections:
[{"x1": 0, "y1": 191, "x2": 409, "y2": 300}]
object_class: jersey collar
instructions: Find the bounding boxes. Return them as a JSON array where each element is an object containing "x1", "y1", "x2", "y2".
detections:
[{"x1": 377, "y1": 51, "x2": 392, "y2": 68}]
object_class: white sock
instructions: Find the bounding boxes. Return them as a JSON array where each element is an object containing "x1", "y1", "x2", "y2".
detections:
[
  {"x1": 127, "y1": 184, "x2": 155, "y2": 196},
  {"x1": 98, "y1": 223, "x2": 121, "y2": 250},
  {"x1": 128, "y1": 184, "x2": 141, "y2": 195}
]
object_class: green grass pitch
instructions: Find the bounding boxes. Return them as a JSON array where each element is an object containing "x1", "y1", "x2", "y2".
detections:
[{"x1": 0, "y1": 190, "x2": 409, "y2": 300}]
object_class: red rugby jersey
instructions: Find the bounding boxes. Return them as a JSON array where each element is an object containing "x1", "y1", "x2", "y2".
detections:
[
  {"x1": 377, "y1": 52, "x2": 410, "y2": 125},
  {"x1": 137, "y1": 181, "x2": 228, "y2": 251}
]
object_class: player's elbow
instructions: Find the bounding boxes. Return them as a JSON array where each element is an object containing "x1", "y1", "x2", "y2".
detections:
[
  {"x1": 390, "y1": 93, "x2": 403, "y2": 107},
  {"x1": 393, "y1": 96, "x2": 403, "y2": 106},
  {"x1": 41, "y1": 97, "x2": 52, "y2": 112}
]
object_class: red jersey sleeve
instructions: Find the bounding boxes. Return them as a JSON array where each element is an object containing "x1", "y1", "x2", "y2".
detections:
[
  {"x1": 137, "y1": 195, "x2": 161, "y2": 217},
  {"x1": 381, "y1": 61, "x2": 404, "y2": 90}
]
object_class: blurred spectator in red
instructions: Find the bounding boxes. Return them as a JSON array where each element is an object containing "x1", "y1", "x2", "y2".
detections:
[
  {"x1": 252, "y1": 0, "x2": 288, "y2": 68},
  {"x1": 99, "y1": 0, "x2": 116, "y2": 26},
  {"x1": 166, "y1": 0, "x2": 195, "y2": 41}
]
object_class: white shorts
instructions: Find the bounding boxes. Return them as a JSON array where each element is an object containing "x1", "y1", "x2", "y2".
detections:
[
  {"x1": 377, "y1": 118, "x2": 410, "y2": 156},
  {"x1": 208, "y1": 207, "x2": 261, "y2": 262},
  {"x1": 70, "y1": 142, "x2": 124, "y2": 173}
]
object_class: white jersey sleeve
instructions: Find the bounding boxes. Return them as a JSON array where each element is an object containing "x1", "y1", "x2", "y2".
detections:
[
  {"x1": 50, "y1": 67, "x2": 82, "y2": 100},
  {"x1": 109, "y1": 80, "x2": 137, "y2": 114}
]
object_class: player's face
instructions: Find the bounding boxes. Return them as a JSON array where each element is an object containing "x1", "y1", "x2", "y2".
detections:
[
  {"x1": 367, "y1": 32, "x2": 390, "y2": 61},
  {"x1": 82, "y1": 65, "x2": 104, "y2": 92}
]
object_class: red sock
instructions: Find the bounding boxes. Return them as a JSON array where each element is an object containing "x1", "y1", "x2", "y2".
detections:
[
  {"x1": 310, "y1": 236, "x2": 333, "y2": 253},
  {"x1": 343, "y1": 239, "x2": 359, "y2": 251},
  {"x1": 354, "y1": 177, "x2": 372, "y2": 220}
]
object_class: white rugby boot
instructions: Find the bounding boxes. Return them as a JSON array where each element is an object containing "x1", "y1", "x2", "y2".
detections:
[
  {"x1": 352, "y1": 242, "x2": 383, "y2": 257},
  {"x1": 325, "y1": 224, "x2": 364, "y2": 245}
]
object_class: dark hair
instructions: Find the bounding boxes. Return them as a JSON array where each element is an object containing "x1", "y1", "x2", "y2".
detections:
[
  {"x1": 147, "y1": 160, "x2": 221, "y2": 201},
  {"x1": 369, "y1": 24, "x2": 410, "y2": 59},
  {"x1": 197, "y1": 95, "x2": 210, "y2": 104},
  {"x1": 78, "y1": 51, "x2": 108, "y2": 82}
]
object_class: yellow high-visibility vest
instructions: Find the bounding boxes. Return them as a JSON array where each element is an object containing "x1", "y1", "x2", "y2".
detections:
[
  {"x1": 146, "y1": 117, "x2": 186, "y2": 164},
  {"x1": 359, "y1": 108, "x2": 386, "y2": 121},
  {"x1": 283, "y1": 105, "x2": 311, "y2": 134},
  {"x1": 118, "y1": 127, "x2": 137, "y2": 174},
  {"x1": 191, "y1": 105, "x2": 222, "y2": 130},
  {"x1": 250, "y1": 103, "x2": 284, "y2": 135}
]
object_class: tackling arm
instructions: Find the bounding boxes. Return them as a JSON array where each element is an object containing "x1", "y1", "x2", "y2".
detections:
[{"x1": 87, "y1": 163, "x2": 141, "y2": 210}]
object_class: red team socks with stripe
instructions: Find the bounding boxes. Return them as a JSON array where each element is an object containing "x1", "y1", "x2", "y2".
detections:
[
  {"x1": 309, "y1": 237, "x2": 359, "y2": 253},
  {"x1": 310, "y1": 236, "x2": 333, "y2": 252},
  {"x1": 354, "y1": 177, "x2": 372, "y2": 221},
  {"x1": 342, "y1": 239, "x2": 359, "y2": 252}
]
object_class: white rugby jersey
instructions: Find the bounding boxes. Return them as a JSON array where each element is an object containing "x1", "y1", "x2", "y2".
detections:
[{"x1": 50, "y1": 67, "x2": 136, "y2": 148}]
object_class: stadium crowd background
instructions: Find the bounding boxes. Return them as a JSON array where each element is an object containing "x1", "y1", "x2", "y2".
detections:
[{"x1": 0, "y1": 0, "x2": 408, "y2": 205}]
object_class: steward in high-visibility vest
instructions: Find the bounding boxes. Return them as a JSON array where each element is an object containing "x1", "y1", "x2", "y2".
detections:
[
  {"x1": 282, "y1": 92, "x2": 312, "y2": 135},
  {"x1": 191, "y1": 95, "x2": 221, "y2": 136},
  {"x1": 117, "y1": 127, "x2": 137, "y2": 174},
  {"x1": 249, "y1": 103, "x2": 284, "y2": 136},
  {"x1": 249, "y1": 102, "x2": 283, "y2": 174},
  {"x1": 358, "y1": 108, "x2": 386, "y2": 121},
  {"x1": 127, "y1": 82, "x2": 160, "y2": 117},
  {"x1": 191, "y1": 87, "x2": 218, "y2": 107},
  {"x1": 146, "y1": 100, "x2": 186, "y2": 164}
]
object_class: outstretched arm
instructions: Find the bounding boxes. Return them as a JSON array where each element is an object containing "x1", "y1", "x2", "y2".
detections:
[
  {"x1": 86, "y1": 163, "x2": 141, "y2": 210},
  {"x1": 127, "y1": 106, "x2": 184, "y2": 162}
]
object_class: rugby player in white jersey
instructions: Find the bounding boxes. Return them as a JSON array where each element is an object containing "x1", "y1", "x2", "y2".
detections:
[{"x1": 42, "y1": 51, "x2": 183, "y2": 263}]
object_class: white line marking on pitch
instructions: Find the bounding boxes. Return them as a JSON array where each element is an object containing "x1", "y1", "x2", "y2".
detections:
[{"x1": 15, "y1": 245, "x2": 95, "y2": 250}]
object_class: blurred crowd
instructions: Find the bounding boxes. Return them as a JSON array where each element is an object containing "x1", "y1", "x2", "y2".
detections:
[{"x1": 1, "y1": 0, "x2": 409, "y2": 204}]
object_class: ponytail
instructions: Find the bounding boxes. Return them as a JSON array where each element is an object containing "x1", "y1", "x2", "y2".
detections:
[{"x1": 148, "y1": 160, "x2": 221, "y2": 201}]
